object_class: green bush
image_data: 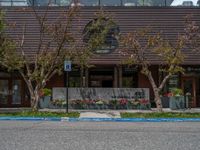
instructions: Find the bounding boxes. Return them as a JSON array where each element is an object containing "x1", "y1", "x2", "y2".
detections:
[
  {"x1": 171, "y1": 88, "x2": 183, "y2": 96},
  {"x1": 42, "y1": 88, "x2": 52, "y2": 96}
]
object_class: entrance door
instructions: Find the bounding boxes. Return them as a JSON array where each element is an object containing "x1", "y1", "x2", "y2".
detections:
[
  {"x1": 181, "y1": 77, "x2": 196, "y2": 108},
  {"x1": 0, "y1": 79, "x2": 23, "y2": 107},
  {"x1": 0, "y1": 80, "x2": 9, "y2": 106},
  {"x1": 102, "y1": 80, "x2": 113, "y2": 87},
  {"x1": 89, "y1": 67, "x2": 114, "y2": 87}
]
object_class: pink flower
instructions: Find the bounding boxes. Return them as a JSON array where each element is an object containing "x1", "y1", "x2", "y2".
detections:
[
  {"x1": 139, "y1": 99, "x2": 149, "y2": 105},
  {"x1": 119, "y1": 99, "x2": 128, "y2": 105}
]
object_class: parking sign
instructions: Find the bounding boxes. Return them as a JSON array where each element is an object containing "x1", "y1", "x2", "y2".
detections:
[{"x1": 64, "y1": 60, "x2": 71, "y2": 72}]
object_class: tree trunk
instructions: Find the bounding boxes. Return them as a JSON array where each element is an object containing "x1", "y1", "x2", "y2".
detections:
[
  {"x1": 30, "y1": 91, "x2": 40, "y2": 112},
  {"x1": 29, "y1": 87, "x2": 42, "y2": 112},
  {"x1": 146, "y1": 71, "x2": 163, "y2": 112},
  {"x1": 154, "y1": 89, "x2": 163, "y2": 112}
]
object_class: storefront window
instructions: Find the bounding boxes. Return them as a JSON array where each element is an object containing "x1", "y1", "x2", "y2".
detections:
[
  {"x1": 122, "y1": 67, "x2": 138, "y2": 88},
  {"x1": 67, "y1": 67, "x2": 81, "y2": 87},
  {"x1": 167, "y1": 74, "x2": 179, "y2": 92},
  {"x1": 69, "y1": 76, "x2": 81, "y2": 87}
]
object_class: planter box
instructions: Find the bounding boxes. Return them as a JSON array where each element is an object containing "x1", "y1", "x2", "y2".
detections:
[
  {"x1": 161, "y1": 97, "x2": 170, "y2": 108},
  {"x1": 39, "y1": 96, "x2": 63, "y2": 109},
  {"x1": 39, "y1": 96, "x2": 51, "y2": 108},
  {"x1": 169, "y1": 96, "x2": 185, "y2": 110}
]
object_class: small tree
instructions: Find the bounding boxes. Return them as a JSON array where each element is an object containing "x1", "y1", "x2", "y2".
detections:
[
  {"x1": 0, "y1": 6, "x2": 79, "y2": 111},
  {"x1": 0, "y1": 6, "x2": 114, "y2": 111},
  {"x1": 0, "y1": 10, "x2": 15, "y2": 61},
  {"x1": 121, "y1": 29, "x2": 185, "y2": 112}
]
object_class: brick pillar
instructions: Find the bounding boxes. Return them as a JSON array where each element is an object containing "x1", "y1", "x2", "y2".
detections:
[
  {"x1": 114, "y1": 66, "x2": 118, "y2": 88},
  {"x1": 118, "y1": 65, "x2": 123, "y2": 88},
  {"x1": 85, "y1": 68, "x2": 89, "y2": 87}
]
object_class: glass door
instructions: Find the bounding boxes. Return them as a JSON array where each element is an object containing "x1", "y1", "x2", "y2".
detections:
[
  {"x1": 0, "y1": 80, "x2": 9, "y2": 105},
  {"x1": 182, "y1": 77, "x2": 196, "y2": 108},
  {"x1": 0, "y1": 79, "x2": 23, "y2": 107},
  {"x1": 12, "y1": 80, "x2": 22, "y2": 105}
]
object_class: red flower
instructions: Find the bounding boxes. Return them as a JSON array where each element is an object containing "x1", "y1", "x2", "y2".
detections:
[
  {"x1": 139, "y1": 99, "x2": 149, "y2": 105},
  {"x1": 119, "y1": 99, "x2": 128, "y2": 105},
  {"x1": 164, "y1": 92, "x2": 173, "y2": 97}
]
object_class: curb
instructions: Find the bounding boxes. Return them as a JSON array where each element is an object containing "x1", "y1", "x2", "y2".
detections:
[
  {"x1": 1, "y1": 117, "x2": 200, "y2": 122},
  {"x1": 68, "y1": 118, "x2": 200, "y2": 122},
  {"x1": 0, "y1": 117, "x2": 61, "y2": 121}
]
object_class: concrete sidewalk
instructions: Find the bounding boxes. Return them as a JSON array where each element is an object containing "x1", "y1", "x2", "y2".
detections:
[
  {"x1": 79, "y1": 111, "x2": 121, "y2": 118},
  {"x1": 78, "y1": 108, "x2": 200, "y2": 118},
  {"x1": 40, "y1": 108, "x2": 200, "y2": 118},
  {"x1": 1, "y1": 108, "x2": 200, "y2": 119},
  {"x1": 38, "y1": 108, "x2": 200, "y2": 113}
]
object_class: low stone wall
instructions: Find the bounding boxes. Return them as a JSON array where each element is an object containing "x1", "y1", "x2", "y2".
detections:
[
  {"x1": 52, "y1": 88, "x2": 149, "y2": 101},
  {"x1": 42, "y1": 88, "x2": 151, "y2": 110}
]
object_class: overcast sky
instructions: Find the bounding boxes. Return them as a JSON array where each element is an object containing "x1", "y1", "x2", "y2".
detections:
[{"x1": 171, "y1": 0, "x2": 199, "y2": 6}]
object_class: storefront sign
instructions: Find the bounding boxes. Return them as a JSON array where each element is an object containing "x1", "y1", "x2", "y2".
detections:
[
  {"x1": 53, "y1": 88, "x2": 149, "y2": 101},
  {"x1": 186, "y1": 67, "x2": 200, "y2": 73}
]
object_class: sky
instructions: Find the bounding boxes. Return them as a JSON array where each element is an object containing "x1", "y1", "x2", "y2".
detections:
[{"x1": 170, "y1": 0, "x2": 199, "y2": 6}]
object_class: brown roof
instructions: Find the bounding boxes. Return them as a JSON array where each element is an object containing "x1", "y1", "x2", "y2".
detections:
[{"x1": 2, "y1": 6, "x2": 200, "y2": 65}]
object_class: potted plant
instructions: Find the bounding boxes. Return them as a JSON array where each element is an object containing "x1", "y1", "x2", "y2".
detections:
[
  {"x1": 160, "y1": 91, "x2": 170, "y2": 108},
  {"x1": 39, "y1": 88, "x2": 52, "y2": 108},
  {"x1": 169, "y1": 88, "x2": 185, "y2": 110}
]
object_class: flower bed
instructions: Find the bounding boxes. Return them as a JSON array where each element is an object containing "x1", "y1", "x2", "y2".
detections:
[{"x1": 68, "y1": 99, "x2": 151, "y2": 110}]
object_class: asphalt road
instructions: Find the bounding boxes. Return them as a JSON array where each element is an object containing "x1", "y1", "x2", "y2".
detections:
[{"x1": 0, "y1": 121, "x2": 200, "y2": 150}]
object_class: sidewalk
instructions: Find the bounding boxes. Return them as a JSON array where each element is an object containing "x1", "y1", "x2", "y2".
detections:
[
  {"x1": 39, "y1": 108, "x2": 200, "y2": 113},
  {"x1": 1, "y1": 108, "x2": 200, "y2": 119},
  {"x1": 1, "y1": 108, "x2": 200, "y2": 122}
]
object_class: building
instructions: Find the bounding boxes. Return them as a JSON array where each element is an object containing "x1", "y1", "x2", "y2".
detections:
[{"x1": 0, "y1": 0, "x2": 200, "y2": 108}]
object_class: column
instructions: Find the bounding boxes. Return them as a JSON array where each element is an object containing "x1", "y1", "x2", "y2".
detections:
[
  {"x1": 118, "y1": 65, "x2": 123, "y2": 88},
  {"x1": 85, "y1": 68, "x2": 89, "y2": 87},
  {"x1": 114, "y1": 66, "x2": 118, "y2": 88}
]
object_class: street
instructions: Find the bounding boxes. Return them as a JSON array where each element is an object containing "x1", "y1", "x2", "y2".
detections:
[{"x1": 0, "y1": 121, "x2": 200, "y2": 150}]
